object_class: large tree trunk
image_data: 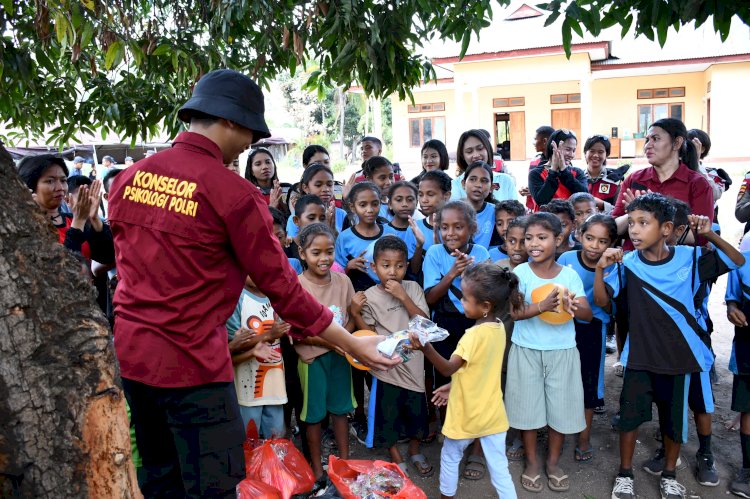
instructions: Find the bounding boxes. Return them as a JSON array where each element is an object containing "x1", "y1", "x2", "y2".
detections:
[{"x1": 0, "y1": 144, "x2": 140, "y2": 498}]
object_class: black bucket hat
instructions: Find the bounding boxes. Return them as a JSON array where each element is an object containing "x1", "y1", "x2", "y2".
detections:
[{"x1": 178, "y1": 69, "x2": 271, "y2": 140}]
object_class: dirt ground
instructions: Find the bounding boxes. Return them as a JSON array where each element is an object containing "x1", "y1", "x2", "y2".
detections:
[{"x1": 304, "y1": 161, "x2": 748, "y2": 499}]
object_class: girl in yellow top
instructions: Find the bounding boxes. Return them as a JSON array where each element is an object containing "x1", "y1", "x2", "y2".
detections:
[{"x1": 411, "y1": 262, "x2": 521, "y2": 499}]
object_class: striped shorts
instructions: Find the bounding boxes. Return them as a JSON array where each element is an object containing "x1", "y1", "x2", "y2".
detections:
[{"x1": 505, "y1": 344, "x2": 586, "y2": 434}]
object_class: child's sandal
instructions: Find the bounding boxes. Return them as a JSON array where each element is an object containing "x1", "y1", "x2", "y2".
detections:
[
  {"x1": 462, "y1": 455, "x2": 486, "y2": 480},
  {"x1": 409, "y1": 453, "x2": 434, "y2": 478}
]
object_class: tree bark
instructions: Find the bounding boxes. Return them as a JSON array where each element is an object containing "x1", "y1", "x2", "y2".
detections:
[{"x1": 0, "y1": 144, "x2": 140, "y2": 498}]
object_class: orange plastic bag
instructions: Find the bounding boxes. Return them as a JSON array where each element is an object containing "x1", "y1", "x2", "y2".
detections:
[
  {"x1": 237, "y1": 478, "x2": 282, "y2": 499},
  {"x1": 328, "y1": 456, "x2": 427, "y2": 499},
  {"x1": 245, "y1": 439, "x2": 315, "y2": 499}
]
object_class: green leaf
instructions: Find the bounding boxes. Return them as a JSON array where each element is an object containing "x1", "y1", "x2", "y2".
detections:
[
  {"x1": 561, "y1": 18, "x2": 572, "y2": 57},
  {"x1": 544, "y1": 11, "x2": 561, "y2": 27},
  {"x1": 81, "y1": 0, "x2": 95, "y2": 12},
  {"x1": 80, "y1": 24, "x2": 95, "y2": 49},
  {"x1": 105, "y1": 40, "x2": 122, "y2": 70},
  {"x1": 459, "y1": 32, "x2": 471, "y2": 59},
  {"x1": 570, "y1": 18, "x2": 584, "y2": 38},
  {"x1": 657, "y1": 14, "x2": 669, "y2": 46},
  {"x1": 55, "y1": 12, "x2": 68, "y2": 47},
  {"x1": 151, "y1": 44, "x2": 170, "y2": 56},
  {"x1": 620, "y1": 14, "x2": 633, "y2": 37},
  {"x1": 566, "y1": 2, "x2": 581, "y2": 21}
]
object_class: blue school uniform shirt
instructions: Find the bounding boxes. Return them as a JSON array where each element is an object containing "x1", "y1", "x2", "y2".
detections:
[
  {"x1": 488, "y1": 246, "x2": 507, "y2": 262},
  {"x1": 473, "y1": 202, "x2": 496, "y2": 249},
  {"x1": 289, "y1": 258, "x2": 303, "y2": 275},
  {"x1": 725, "y1": 251, "x2": 750, "y2": 375},
  {"x1": 423, "y1": 243, "x2": 490, "y2": 315},
  {"x1": 416, "y1": 218, "x2": 440, "y2": 254},
  {"x1": 335, "y1": 224, "x2": 385, "y2": 291},
  {"x1": 378, "y1": 204, "x2": 392, "y2": 222},
  {"x1": 605, "y1": 246, "x2": 737, "y2": 375},
  {"x1": 383, "y1": 222, "x2": 418, "y2": 259},
  {"x1": 558, "y1": 250, "x2": 613, "y2": 325},
  {"x1": 450, "y1": 172, "x2": 518, "y2": 202},
  {"x1": 512, "y1": 262, "x2": 585, "y2": 350},
  {"x1": 286, "y1": 207, "x2": 347, "y2": 238}
]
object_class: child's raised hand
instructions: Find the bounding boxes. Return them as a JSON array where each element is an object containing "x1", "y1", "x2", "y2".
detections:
[
  {"x1": 449, "y1": 250, "x2": 474, "y2": 278},
  {"x1": 383, "y1": 280, "x2": 408, "y2": 301},
  {"x1": 326, "y1": 200, "x2": 337, "y2": 230},
  {"x1": 346, "y1": 249, "x2": 369, "y2": 272},
  {"x1": 538, "y1": 286, "x2": 560, "y2": 313},
  {"x1": 728, "y1": 303, "x2": 749, "y2": 328},
  {"x1": 598, "y1": 247, "x2": 623, "y2": 269},
  {"x1": 621, "y1": 188, "x2": 651, "y2": 209},
  {"x1": 688, "y1": 214, "x2": 712, "y2": 236},
  {"x1": 408, "y1": 216, "x2": 425, "y2": 247},
  {"x1": 432, "y1": 383, "x2": 451, "y2": 407},
  {"x1": 351, "y1": 291, "x2": 367, "y2": 315},
  {"x1": 268, "y1": 321, "x2": 291, "y2": 340},
  {"x1": 562, "y1": 290, "x2": 578, "y2": 317},
  {"x1": 251, "y1": 341, "x2": 281, "y2": 363}
]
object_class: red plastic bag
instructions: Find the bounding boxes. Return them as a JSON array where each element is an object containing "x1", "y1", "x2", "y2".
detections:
[
  {"x1": 237, "y1": 478, "x2": 282, "y2": 499},
  {"x1": 245, "y1": 439, "x2": 315, "y2": 499},
  {"x1": 328, "y1": 456, "x2": 427, "y2": 499}
]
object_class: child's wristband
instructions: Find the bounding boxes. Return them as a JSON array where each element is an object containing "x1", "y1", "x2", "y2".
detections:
[{"x1": 537, "y1": 302, "x2": 542, "y2": 315}]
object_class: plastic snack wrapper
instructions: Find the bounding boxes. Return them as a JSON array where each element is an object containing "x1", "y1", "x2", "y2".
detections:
[
  {"x1": 376, "y1": 316, "x2": 449, "y2": 362},
  {"x1": 328, "y1": 456, "x2": 427, "y2": 499}
]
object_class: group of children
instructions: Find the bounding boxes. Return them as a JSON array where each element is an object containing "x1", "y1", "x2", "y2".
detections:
[{"x1": 225, "y1": 149, "x2": 750, "y2": 499}]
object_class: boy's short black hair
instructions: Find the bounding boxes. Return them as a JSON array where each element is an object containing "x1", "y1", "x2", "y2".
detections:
[
  {"x1": 68, "y1": 175, "x2": 92, "y2": 193},
  {"x1": 268, "y1": 206, "x2": 286, "y2": 228},
  {"x1": 359, "y1": 136, "x2": 382, "y2": 147},
  {"x1": 627, "y1": 193, "x2": 676, "y2": 225},
  {"x1": 294, "y1": 194, "x2": 325, "y2": 216},
  {"x1": 535, "y1": 126, "x2": 555, "y2": 139},
  {"x1": 495, "y1": 199, "x2": 525, "y2": 217},
  {"x1": 539, "y1": 199, "x2": 575, "y2": 222},
  {"x1": 666, "y1": 196, "x2": 691, "y2": 228},
  {"x1": 373, "y1": 235, "x2": 408, "y2": 261},
  {"x1": 569, "y1": 192, "x2": 596, "y2": 206},
  {"x1": 102, "y1": 168, "x2": 123, "y2": 192},
  {"x1": 507, "y1": 216, "x2": 529, "y2": 233}
]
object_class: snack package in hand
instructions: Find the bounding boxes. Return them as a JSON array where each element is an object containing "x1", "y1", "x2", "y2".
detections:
[{"x1": 376, "y1": 316, "x2": 449, "y2": 362}]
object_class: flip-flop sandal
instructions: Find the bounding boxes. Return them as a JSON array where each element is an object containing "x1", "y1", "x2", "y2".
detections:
[
  {"x1": 409, "y1": 453, "x2": 435, "y2": 478},
  {"x1": 462, "y1": 455, "x2": 486, "y2": 480},
  {"x1": 574, "y1": 447, "x2": 594, "y2": 463},
  {"x1": 547, "y1": 471, "x2": 570, "y2": 492},
  {"x1": 506, "y1": 438, "x2": 525, "y2": 461},
  {"x1": 521, "y1": 473, "x2": 543, "y2": 493}
]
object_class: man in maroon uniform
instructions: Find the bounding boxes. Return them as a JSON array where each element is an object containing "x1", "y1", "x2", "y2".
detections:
[{"x1": 108, "y1": 69, "x2": 397, "y2": 497}]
